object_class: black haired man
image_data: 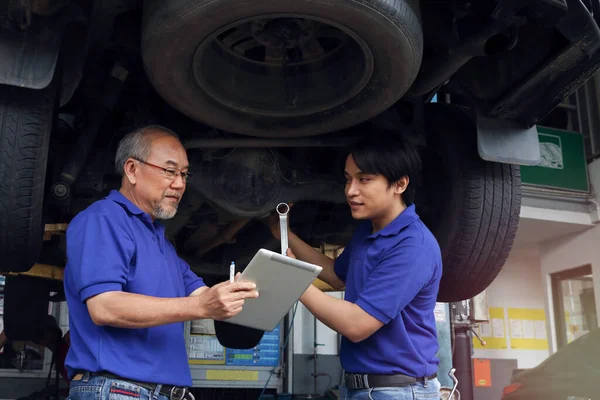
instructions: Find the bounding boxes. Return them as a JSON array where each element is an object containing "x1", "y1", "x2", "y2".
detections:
[{"x1": 270, "y1": 133, "x2": 442, "y2": 399}]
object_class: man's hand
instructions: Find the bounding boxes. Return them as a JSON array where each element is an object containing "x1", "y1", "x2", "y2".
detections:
[
  {"x1": 197, "y1": 277, "x2": 259, "y2": 320},
  {"x1": 268, "y1": 205, "x2": 343, "y2": 291},
  {"x1": 86, "y1": 277, "x2": 258, "y2": 329}
]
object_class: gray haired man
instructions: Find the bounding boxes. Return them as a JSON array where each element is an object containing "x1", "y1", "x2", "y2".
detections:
[{"x1": 63, "y1": 125, "x2": 259, "y2": 400}]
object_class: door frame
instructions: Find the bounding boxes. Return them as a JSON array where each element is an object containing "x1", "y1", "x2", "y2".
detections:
[{"x1": 550, "y1": 264, "x2": 593, "y2": 349}]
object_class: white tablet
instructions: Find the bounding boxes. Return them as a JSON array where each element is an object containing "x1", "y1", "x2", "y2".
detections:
[{"x1": 225, "y1": 248, "x2": 323, "y2": 331}]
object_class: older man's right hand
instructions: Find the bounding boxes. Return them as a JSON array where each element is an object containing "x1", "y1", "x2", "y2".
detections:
[{"x1": 197, "y1": 278, "x2": 259, "y2": 320}]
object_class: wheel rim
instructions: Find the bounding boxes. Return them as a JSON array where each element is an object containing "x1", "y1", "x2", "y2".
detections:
[{"x1": 193, "y1": 14, "x2": 374, "y2": 117}]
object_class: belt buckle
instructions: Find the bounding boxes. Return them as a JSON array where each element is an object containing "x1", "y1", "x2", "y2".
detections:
[
  {"x1": 352, "y1": 374, "x2": 369, "y2": 390},
  {"x1": 169, "y1": 387, "x2": 187, "y2": 400}
]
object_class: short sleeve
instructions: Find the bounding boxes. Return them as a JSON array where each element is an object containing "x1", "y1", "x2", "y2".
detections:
[
  {"x1": 333, "y1": 246, "x2": 351, "y2": 283},
  {"x1": 355, "y1": 245, "x2": 433, "y2": 324},
  {"x1": 178, "y1": 258, "x2": 206, "y2": 296},
  {"x1": 66, "y1": 212, "x2": 135, "y2": 303}
]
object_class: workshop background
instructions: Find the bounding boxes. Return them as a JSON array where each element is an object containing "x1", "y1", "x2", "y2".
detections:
[{"x1": 1, "y1": 70, "x2": 600, "y2": 400}]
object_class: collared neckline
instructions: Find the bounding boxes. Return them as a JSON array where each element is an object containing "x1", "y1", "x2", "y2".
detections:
[
  {"x1": 107, "y1": 190, "x2": 166, "y2": 233},
  {"x1": 107, "y1": 190, "x2": 146, "y2": 216},
  {"x1": 369, "y1": 204, "x2": 420, "y2": 238}
]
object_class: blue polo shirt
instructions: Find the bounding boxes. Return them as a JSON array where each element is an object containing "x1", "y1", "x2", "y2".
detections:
[
  {"x1": 63, "y1": 190, "x2": 205, "y2": 386},
  {"x1": 334, "y1": 204, "x2": 442, "y2": 377}
]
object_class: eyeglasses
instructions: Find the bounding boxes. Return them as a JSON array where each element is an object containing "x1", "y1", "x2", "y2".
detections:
[{"x1": 132, "y1": 158, "x2": 194, "y2": 182}]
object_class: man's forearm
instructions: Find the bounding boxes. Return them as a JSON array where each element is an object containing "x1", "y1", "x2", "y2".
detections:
[
  {"x1": 190, "y1": 286, "x2": 208, "y2": 297},
  {"x1": 300, "y1": 286, "x2": 381, "y2": 342},
  {"x1": 289, "y1": 233, "x2": 344, "y2": 289},
  {"x1": 86, "y1": 291, "x2": 206, "y2": 329}
]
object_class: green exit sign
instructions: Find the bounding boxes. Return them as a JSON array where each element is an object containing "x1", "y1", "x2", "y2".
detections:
[{"x1": 520, "y1": 126, "x2": 589, "y2": 193}]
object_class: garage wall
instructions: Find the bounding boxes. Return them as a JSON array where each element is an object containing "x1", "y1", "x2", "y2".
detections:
[
  {"x1": 536, "y1": 157, "x2": 600, "y2": 352},
  {"x1": 539, "y1": 225, "x2": 600, "y2": 351},
  {"x1": 473, "y1": 247, "x2": 550, "y2": 368}
]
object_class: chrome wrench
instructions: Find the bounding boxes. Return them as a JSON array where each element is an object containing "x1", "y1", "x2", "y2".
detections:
[
  {"x1": 448, "y1": 368, "x2": 459, "y2": 400},
  {"x1": 277, "y1": 203, "x2": 290, "y2": 255}
]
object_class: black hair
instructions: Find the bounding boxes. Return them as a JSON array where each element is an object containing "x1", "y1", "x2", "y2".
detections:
[{"x1": 348, "y1": 132, "x2": 422, "y2": 204}]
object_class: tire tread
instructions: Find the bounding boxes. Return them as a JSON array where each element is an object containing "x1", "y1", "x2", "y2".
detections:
[
  {"x1": 0, "y1": 84, "x2": 54, "y2": 272},
  {"x1": 426, "y1": 105, "x2": 522, "y2": 302}
]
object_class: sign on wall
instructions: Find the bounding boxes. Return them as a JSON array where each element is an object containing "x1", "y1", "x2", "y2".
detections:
[
  {"x1": 473, "y1": 359, "x2": 492, "y2": 387},
  {"x1": 508, "y1": 308, "x2": 549, "y2": 350},
  {"x1": 188, "y1": 324, "x2": 280, "y2": 367},
  {"x1": 474, "y1": 307, "x2": 549, "y2": 351},
  {"x1": 474, "y1": 307, "x2": 507, "y2": 349},
  {"x1": 520, "y1": 126, "x2": 589, "y2": 193}
]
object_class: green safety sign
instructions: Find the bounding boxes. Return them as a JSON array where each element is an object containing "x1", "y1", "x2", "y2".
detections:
[{"x1": 520, "y1": 126, "x2": 589, "y2": 193}]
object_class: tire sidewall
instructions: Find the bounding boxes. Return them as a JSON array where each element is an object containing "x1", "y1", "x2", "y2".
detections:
[
  {"x1": 0, "y1": 83, "x2": 56, "y2": 272},
  {"x1": 142, "y1": 0, "x2": 422, "y2": 136},
  {"x1": 419, "y1": 106, "x2": 470, "y2": 257},
  {"x1": 420, "y1": 103, "x2": 513, "y2": 302}
]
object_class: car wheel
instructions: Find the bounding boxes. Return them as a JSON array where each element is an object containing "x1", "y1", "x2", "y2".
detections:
[
  {"x1": 418, "y1": 103, "x2": 522, "y2": 302},
  {"x1": 0, "y1": 83, "x2": 55, "y2": 273},
  {"x1": 141, "y1": 0, "x2": 423, "y2": 137}
]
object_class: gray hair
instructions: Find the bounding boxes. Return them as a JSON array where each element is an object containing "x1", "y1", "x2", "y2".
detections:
[{"x1": 115, "y1": 125, "x2": 180, "y2": 176}]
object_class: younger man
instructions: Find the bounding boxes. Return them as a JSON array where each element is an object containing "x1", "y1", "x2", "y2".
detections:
[{"x1": 270, "y1": 133, "x2": 442, "y2": 399}]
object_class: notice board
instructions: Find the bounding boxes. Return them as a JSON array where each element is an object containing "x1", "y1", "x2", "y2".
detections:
[
  {"x1": 474, "y1": 307, "x2": 507, "y2": 349},
  {"x1": 507, "y1": 308, "x2": 549, "y2": 350}
]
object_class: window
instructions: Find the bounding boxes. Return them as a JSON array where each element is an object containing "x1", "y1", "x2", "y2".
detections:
[
  {"x1": 551, "y1": 265, "x2": 598, "y2": 349},
  {"x1": 539, "y1": 93, "x2": 581, "y2": 133}
]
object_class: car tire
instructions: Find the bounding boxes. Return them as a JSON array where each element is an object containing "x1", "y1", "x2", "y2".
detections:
[
  {"x1": 0, "y1": 84, "x2": 55, "y2": 273},
  {"x1": 141, "y1": 0, "x2": 423, "y2": 137},
  {"x1": 418, "y1": 103, "x2": 522, "y2": 302}
]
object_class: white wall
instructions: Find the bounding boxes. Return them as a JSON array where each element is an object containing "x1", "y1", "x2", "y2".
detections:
[
  {"x1": 473, "y1": 247, "x2": 550, "y2": 368},
  {"x1": 539, "y1": 225, "x2": 600, "y2": 351},
  {"x1": 587, "y1": 157, "x2": 600, "y2": 209},
  {"x1": 517, "y1": 157, "x2": 600, "y2": 353}
]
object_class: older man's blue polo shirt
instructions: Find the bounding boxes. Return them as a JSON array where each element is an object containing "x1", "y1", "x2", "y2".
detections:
[
  {"x1": 63, "y1": 190, "x2": 205, "y2": 386},
  {"x1": 334, "y1": 204, "x2": 442, "y2": 377}
]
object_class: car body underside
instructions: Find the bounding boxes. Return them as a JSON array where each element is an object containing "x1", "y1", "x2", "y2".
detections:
[{"x1": 0, "y1": 0, "x2": 599, "y2": 302}]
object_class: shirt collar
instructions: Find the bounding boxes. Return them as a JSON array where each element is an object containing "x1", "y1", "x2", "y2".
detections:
[
  {"x1": 107, "y1": 190, "x2": 146, "y2": 216},
  {"x1": 107, "y1": 190, "x2": 166, "y2": 232},
  {"x1": 369, "y1": 204, "x2": 420, "y2": 238}
]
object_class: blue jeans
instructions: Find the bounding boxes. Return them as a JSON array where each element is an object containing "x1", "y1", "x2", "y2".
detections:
[
  {"x1": 340, "y1": 378, "x2": 441, "y2": 400},
  {"x1": 68, "y1": 374, "x2": 170, "y2": 400}
]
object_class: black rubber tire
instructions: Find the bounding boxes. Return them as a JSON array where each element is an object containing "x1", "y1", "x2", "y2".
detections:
[
  {"x1": 0, "y1": 84, "x2": 55, "y2": 273},
  {"x1": 141, "y1": 0, "x2": 423, "y2": 137},
  {"x1": 418, "y1": 104, "x2": 522, "y2": 302}
]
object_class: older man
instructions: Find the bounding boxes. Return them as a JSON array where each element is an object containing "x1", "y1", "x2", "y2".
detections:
[{"x1": 63, "y1": 125, "x2": 258, "y2": 400}]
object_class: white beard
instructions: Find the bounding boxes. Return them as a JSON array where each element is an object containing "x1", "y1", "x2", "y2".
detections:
[{"x1": 153, "y1": 202, "x2": 178, "y2": 220}]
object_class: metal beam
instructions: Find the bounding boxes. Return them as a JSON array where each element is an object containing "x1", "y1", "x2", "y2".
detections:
[{"x1": 4, "y1": 263, "x2": 64, "y2": 281}]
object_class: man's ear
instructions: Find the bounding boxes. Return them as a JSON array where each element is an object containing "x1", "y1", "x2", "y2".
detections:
[
  {"x1": 123, "y1": 159, "x2": 138, "y2": 185},
  {"x1": 394, "y1": 176, "x2": 409, "y2": 195}
]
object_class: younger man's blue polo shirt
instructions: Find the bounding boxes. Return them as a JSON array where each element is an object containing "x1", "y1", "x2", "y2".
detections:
[
  {"x1": 63, "y1": 190, "x2": 205, "y2": 386},
  {"x1": 334, "y1": 204, "x2": 442, "y2": 377}
]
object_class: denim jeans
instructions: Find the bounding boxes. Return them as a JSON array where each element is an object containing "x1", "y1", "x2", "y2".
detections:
[
  {"x1": 67, "y1": 374, "x2": 170, "y2": 400},
  {"x1": 340, "y1": 378, "x2": 441, "y2": 400}
]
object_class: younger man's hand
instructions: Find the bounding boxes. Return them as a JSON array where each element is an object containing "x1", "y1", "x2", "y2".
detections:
[{"x1": 286, "y1": 248, "x2": 297, "y2": 259}]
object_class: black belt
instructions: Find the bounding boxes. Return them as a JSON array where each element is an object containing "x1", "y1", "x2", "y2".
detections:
[
  {"x1": 80, "y1": 371, "x2": 189, "y2": 400},
  {"x1": 345, "y1": 372, "x2": 438, "y2": 389}
]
